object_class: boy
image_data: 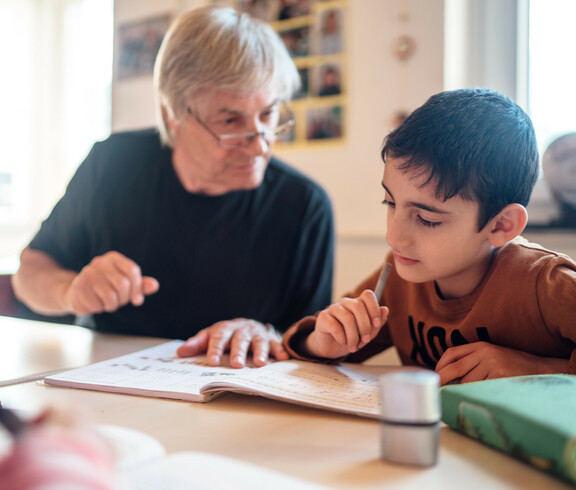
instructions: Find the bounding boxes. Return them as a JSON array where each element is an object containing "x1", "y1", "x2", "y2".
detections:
[{"x1": 283, "y1": 88, "x2": 576, "y2": 385}]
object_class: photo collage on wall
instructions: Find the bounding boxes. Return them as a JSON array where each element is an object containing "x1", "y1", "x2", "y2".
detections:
[
  {"x1": 227, "y1": 0, "x2": 347, "y2": 147},
  {"x1": 115, "y1": 15, "x2": 172, "y2": 80}
]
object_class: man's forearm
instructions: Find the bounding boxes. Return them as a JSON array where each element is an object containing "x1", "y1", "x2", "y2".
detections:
[{"x1": 12, "y1": 248, "x2": 76, "y2": 315}]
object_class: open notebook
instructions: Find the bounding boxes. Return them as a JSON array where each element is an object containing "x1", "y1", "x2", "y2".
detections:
[{"x1": 43, "y1": 340, "x2": 415, "y2": 418}]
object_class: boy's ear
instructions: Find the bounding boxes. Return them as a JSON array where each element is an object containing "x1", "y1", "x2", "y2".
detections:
[{"x1": 487, "y1": 204, "x2": 528, "y2": 247}]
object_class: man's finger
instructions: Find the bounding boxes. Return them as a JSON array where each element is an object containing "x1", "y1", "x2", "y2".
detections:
[
  {"x1": 206, "y1": 327, "x2": 234, "y2": 367},
  {"x1": 229, "y1": 328, "x2": 252, "y2": 368},
  {"x1": 251, "y1": 333, "x2": 270, "y2": 367},
  {"x1": 177, "y1": 330, "x2": 210, "y2": 358},
  {"x1": 269, "y1": 340, "x2": 289, "y2": 361}
]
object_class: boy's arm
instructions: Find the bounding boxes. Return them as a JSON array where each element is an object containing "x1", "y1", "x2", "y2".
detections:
[
  {"x1": 283, "y1": 316, "x2": 330, "y2": 362},
  {"x1": 435, "y1": 342, "x2": 572, "y2": 385},
  {"x1": 437, "y1": 257, "x2": 576, "y2": 384}
]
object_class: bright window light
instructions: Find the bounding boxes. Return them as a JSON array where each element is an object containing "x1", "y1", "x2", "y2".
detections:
[
  {"x1": 529, "y1": 0, "x2": 576, "y2": 150},
  {"x1": 526, "y1": 0, "x2": 576, "y2": 225},
  {"x1": 0, "y1": 0, "x2": 112, "y2": 258}
]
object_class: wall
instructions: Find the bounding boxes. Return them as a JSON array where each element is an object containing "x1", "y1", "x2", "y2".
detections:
[{"x1": 112, "y1": 0, "x2": 445, "y2": 297}]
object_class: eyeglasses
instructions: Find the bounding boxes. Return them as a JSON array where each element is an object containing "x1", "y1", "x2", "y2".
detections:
[{"x1": 186, "y1": 105, "x2": 295, "y2": 149}]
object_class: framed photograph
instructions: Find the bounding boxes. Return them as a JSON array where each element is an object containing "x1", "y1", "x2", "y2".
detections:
[
  {"x1": 115, "y1": 15, "x2": 171, "y2": 80},
  {"x1": 236, "y1": 0, "x2": 272, "y2": 21},
  {"x1": 314, "y1": 63, "x2": 342, "y2": 97},
  {"x1": 313, "y1": 7, "x2": 343, "y2": 55},
  {"x1": 224, "y1": 0, "x2": 348, "y2": 146},
  {"x1": 275, "y1": 0, "x2": 312, "y2": 21},
  {"x1": 293, "y1": 67, "x2": 309, "y2": 99},
  {"x1": 279, "y1": 26, "x2": 310, "y2": 58},
  {"x1": 306, "y1": 106, "x2": 343, "y2": 141}
]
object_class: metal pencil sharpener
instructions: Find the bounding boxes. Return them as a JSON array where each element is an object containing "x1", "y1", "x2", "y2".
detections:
[{"x1": 379, "y1": 370, "x2": 441, "y2": 466}]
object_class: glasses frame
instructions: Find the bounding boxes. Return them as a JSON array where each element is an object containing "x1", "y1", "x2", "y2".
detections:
[{"x1": 186, "y1": 104, "x2": 295, "y2": 149}]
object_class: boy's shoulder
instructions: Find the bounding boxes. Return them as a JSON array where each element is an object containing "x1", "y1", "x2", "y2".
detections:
[{"x1": 494, "y1": 236, "x2": 576, "y2": 274}]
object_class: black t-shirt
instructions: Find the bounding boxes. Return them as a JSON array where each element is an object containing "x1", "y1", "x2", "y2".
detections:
[{"x1": 29, "y1": 129, "x2": 334, "y2": 339}]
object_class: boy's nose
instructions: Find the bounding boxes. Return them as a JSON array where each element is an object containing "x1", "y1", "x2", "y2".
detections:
[{"x1": 386, "y1": 214, "x2": 410, "y2": 249}]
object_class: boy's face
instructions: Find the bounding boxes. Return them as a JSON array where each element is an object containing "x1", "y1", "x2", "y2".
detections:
[{"x1": 383, "y1": 157, "x2": 494, "y2": 299}]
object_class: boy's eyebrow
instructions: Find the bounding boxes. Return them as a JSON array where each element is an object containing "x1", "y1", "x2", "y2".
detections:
[{"x1": 381, "y1": 183, "x2": 451, "y2": 215}]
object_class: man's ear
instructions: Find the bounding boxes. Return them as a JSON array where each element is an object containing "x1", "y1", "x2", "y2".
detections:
[
  {"x1": 162, "y1": 106, "x2": 175, "y2": 132},
  {"x1": 487, "y1": 203, "x2": 528, "y2": 247}
]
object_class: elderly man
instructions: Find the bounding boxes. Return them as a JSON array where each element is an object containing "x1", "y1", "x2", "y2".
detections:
[{"x1": 12, "y1": 6, "x2": 334, "y2": 368}]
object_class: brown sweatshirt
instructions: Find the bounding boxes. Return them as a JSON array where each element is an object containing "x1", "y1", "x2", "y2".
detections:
[{"x1": 283, "y1": 237, "x2": 576, "y2": 374}]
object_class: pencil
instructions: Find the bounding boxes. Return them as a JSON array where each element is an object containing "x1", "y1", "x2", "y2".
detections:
[{"x1": 374, "y1": 262, "x2": 392, "y2": 302}]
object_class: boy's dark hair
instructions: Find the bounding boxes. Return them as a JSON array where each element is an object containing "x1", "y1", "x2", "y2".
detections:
[{"x1": 381, "y1": 88, "x2": 539, "y2": 230}]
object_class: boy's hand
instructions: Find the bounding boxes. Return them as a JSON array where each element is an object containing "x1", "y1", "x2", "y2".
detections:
[
  {"x1": 304, "y1": 290, "x2": 389, "y2": 359},
  {"x1": 436, "y1": 341, "x2": 570, "y2": 385}
]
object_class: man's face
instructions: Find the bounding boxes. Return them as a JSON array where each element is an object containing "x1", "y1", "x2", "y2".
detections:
[
  {"x1": 383, "y1": 156, "x2": 494, "y2": 299},
  {"x1": 167, "y1": 88, "x2": 281, "y2": 195}
]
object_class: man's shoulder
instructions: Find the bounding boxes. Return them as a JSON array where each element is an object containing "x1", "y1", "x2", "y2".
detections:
[
  {"x1": 95, "y1": 128, "x2": 163, "y2": 154},
  {"x1": 266, "y1": 156, "x2": 331, "y2": 205},
  {"x1": 86, "y1": 128, "x2": 169, "y2": 177}
]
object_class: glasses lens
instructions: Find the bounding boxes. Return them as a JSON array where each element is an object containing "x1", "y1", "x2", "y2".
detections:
[
  {"x1": 219, "y1": 135, "x2": 249, "y2": 149},
  {"x1": 216, "y1": 105, "x2": 295, "y2": 148},
  {"x1": 274, "y1": 119, "x2": 295, "y2": 136}
]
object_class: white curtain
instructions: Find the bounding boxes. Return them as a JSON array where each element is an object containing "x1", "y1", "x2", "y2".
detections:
[{"x1": 0, "y1": 0, "x2": 112, "y2": 260}]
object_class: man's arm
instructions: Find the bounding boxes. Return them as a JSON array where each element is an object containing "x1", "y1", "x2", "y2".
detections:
[
  {"x1": 13, "y1": 247, "x2": 159, "y2": 316},
  {"x1": 12, "y1": 248, "x2": 78, "y2": 315}
]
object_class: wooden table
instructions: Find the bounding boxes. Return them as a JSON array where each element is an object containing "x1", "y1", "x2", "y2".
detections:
[{"x1": 0, "y1": 316, "x2": 572, "y2": 489}]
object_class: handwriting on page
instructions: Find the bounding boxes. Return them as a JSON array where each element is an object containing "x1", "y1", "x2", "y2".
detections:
[
  {"x1": 47, "y1": 341, "x2": 386, "y2": 416},
  {"x1": 218, "y1": 362, "x2": 381, "y2": 412},
  {"x1": 132, "y1": 344, "x2": 380, "y2": 411}
]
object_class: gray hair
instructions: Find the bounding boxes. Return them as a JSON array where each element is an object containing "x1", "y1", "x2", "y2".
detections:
[{"x1": 153, "y1": 6, "x2": 301, "y2": 146}]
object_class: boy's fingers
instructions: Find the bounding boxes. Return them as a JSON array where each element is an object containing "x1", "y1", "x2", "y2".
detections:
[
  {"x1": 358, "y1": 290, "x2": 385, "y2": 328},
  {"x1": 338, "y1": 299, "x2": 371, "y2": 349},
  {"x1": 330, "y1": 303, "x2": 362, "y2": 350},
  {"x1": 318, "y1": 309, "x2": 349, "y2": 345},
  {"x1": 379, "y1": 306, "x2": 389, "y2": 326}
]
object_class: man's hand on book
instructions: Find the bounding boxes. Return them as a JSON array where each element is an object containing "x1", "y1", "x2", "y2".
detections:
[
  {"x1": 435, "y1": 341, "x2": 570, "y2": 385},
  {"x1": 176, "y1": 319, "x2": 289, "y2": 368}
]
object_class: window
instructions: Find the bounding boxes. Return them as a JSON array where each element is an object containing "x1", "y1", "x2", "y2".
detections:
[
  {"x1": 528, "y1": 0, "x2": 576, "y2": 150},
  {"x1": 526, "y1": 0, "x2": 576, "y2": 226},
  {"x1": 0, "y1": 0, "x2": 113, "y2": 259}
]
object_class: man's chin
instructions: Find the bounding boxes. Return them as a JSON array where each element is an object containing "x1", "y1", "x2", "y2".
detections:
[
  {"x1": 229, "y1": 174, "x2": 266, "y2": 192},
  {"x1": 235, "y1": 166, "x2": 267, "y2": 189}
]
